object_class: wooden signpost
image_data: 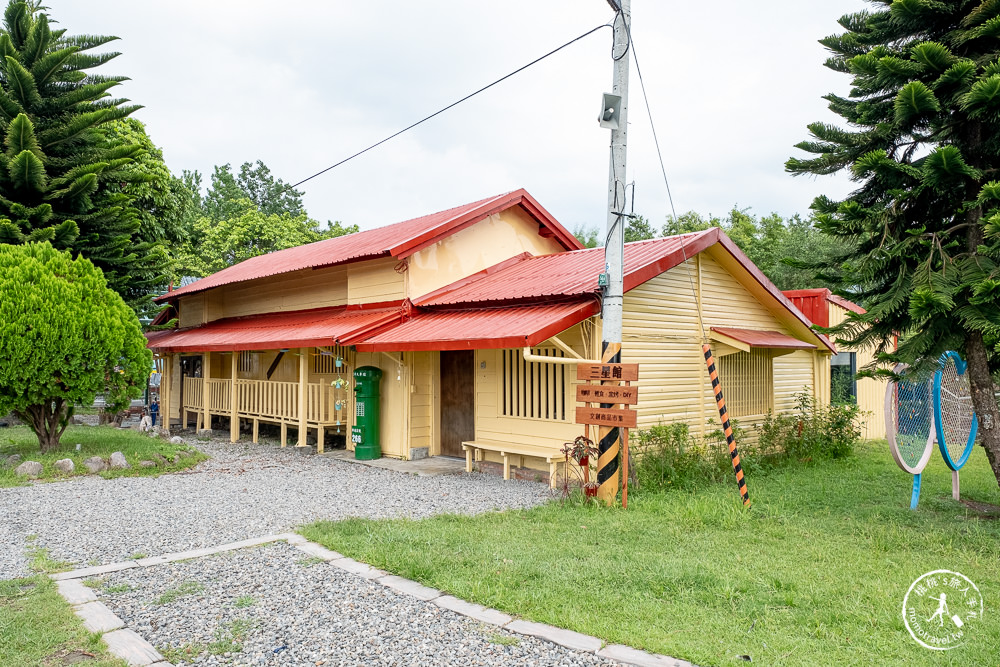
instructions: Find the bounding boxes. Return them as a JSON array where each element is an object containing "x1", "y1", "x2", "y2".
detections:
[{"x1": 575, "y1": 362, "x2": 639, "y2": 508}]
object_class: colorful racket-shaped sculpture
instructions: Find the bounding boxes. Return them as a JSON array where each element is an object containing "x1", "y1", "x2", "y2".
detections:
[
  {"x1": 934, "y1": 351, "x2": 978, "y2": 501},
  {"x1": 885, "y1": 363, "x2": 935, "y2": 510}
]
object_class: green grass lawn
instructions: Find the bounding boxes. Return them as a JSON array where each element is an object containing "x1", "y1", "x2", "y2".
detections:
[
  {"x1": 0, "y1": 425, "x2": 206, "y2": 487},
  {"x1": 301, "y1": 442, "x2": 1000, "y2": 666},
  {"x1": 0, "y1": 576, "x2": 125, "y2": 667}
]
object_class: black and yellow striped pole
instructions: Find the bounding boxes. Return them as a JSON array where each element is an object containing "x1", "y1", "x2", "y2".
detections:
[
  {"x1": 597, "y1": 341, "x2": 622, "y2": 505},
  {"x1": 703, "y1": 344, "x2": 750, "y2": 507}
]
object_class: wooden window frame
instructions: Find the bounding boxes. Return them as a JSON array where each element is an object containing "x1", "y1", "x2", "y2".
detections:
[{"x1": 500, "y1": 348, "x2": 570, "y2": 422}]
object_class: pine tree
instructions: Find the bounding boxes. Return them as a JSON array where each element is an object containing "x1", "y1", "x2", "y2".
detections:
[
  {"x1": 787, "y1": 0, "x2": 1000, "y2": 485},
  {"x1": 0, "y1": 1, "x2": 167, "y2": 312}
]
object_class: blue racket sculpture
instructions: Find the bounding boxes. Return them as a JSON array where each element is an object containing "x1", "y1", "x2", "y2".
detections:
[
  {"x1": 885, "y1": 363, "x2": 935, "y2": 509},
  {"x1": 934, "y1": 351, "x2": 978, "y2": 501}
]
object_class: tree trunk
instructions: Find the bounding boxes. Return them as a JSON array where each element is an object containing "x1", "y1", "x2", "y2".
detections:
[
  {"x1": 965, "y1": 332, "x2": 1000, "y2": 488},
  {"x1": 15, "y1": 398, "x2": 69, "y2": 454},
  {"x1": 963, "y1": 183, "x2": 1000, "y2": 488}
]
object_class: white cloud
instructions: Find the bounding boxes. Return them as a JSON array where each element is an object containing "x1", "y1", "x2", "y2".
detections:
[{"x1": 45, "y1": 0, "x2": 868, "y2": 230}]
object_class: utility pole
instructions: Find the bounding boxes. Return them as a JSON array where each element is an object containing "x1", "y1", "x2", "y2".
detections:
[{"x1": 597, "y1": 0, "x2": 630, "y2": 505}]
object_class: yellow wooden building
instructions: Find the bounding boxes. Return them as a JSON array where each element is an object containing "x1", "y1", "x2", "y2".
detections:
[
  {"x1": 783, "y1": 289, "x2": 887, "y2": 440},
  {"x1": 147, "y1": 189, "x2": 835, "y2": 483}
]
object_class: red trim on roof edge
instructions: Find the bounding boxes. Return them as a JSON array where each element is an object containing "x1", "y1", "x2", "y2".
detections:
[
  {"x1": 828, "y1": 294, "x2": 866, "y2": 315},
  {"x1": 622, "y1": 228, "x2": 721, "y2": 293}
]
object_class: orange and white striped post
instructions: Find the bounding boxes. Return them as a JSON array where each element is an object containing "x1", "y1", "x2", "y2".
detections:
[{"x1": 703, "y1": 344, "x2": 750, "y2": 507}]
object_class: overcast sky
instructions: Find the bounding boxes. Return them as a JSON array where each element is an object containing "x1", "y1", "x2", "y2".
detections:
[{"x1": 45, "y1": 0, "x2": 869, "y2": 233}]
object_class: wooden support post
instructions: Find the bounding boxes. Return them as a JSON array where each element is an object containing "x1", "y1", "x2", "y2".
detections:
[
  {"x1": 202, "y1": 352, "x2": 212, "y2": 433},
  {"x1": 316, "y1": 426, "x2": 324, "y2": 454},
  {"x1": 230, "y1": 352, "x2": 239, "y2": 443},
  {"x1": 280, "y1": 422, "x2": 287, "y2": 448},
  {"x1": 297, "y1": 348, "x2": 308, "y2": 447},
  {"x1": 160, "y1": 354, "x2": 172, "y2": 436},
  {"x1": 253, "y1": 419, "x2": 259, "y2": 444}
]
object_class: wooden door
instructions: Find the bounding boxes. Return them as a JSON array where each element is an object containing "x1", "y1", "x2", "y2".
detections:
[{"x1": 440, "y1": 351, "x2": 475, "y2": 457}]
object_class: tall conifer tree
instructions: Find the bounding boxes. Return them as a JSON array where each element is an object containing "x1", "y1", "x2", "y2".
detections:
[
  {"x1": 0, "y1": 1, "x2": 167, "y2": 311},
  {"x1": 788, "y1": 0, "x2": 1000, "y2": 485}
]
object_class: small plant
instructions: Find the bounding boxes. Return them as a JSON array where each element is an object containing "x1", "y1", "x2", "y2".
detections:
[
  {"x1": 26, "y1": 546, "x2": 73, "y2": 574},
  {"x1": 233, "y1": 595, "x2": 255, "y2": 608},
  {"x1": 160, "y1": 642, "x2": 206, "y2": 663},
  {"x1": 296, "y1": 556, "x2": 325, "y2": 567},
  {"x1": 157, "y1": 580, "x2": 204, "y2": 605},
  {"x1": 487, "y1": 632, "x2": 520, "y2": 646},
  {"x1": 559, "y1": 435, "x2": 600, "y2": 500},
  {"x1": 82, "y1": 577, "x2": 106, "y2": 589},
  {"x1": 103, "y1": 582, "x2": 134, "y2": 594},
  {"x1": 128, "y1": 552, "x2": 148, "y2": 560}
]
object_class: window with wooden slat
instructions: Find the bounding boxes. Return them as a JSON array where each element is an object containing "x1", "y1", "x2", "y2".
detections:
[
  {"x1": 237, "y1": 351, "x2": 260, "y2": 377},
  {"x1": 717, "y1": 349, "x2": 772, "y2": 418},
  {"x1": 501, "y1": 349, "x2": 570, "y2": 421},
  {"x1": 313, "y1": 345, "x2": 350, "y2": 374}
]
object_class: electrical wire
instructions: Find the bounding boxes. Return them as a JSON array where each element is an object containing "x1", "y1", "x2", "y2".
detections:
[
  {"x1": 622, "y1": 18, "x2": 705, "y2": 341},
  {"x1": 290, "y1": 22, "x2": 611, "y2": 190}
]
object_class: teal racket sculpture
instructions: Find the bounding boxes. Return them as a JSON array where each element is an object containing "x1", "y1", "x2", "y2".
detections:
[{"x1": 934, "y1": 351, "x2": 978, "y2": 501}]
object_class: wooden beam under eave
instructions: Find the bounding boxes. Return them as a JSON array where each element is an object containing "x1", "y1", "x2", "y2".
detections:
[
  {"x1": 160, "y1": 353, "x2": 172, "y2": 436},
  {"x1": 297, "y1": 347, "x2": 308, "y2": 448},
  {"x1": 230, "y1": 352, "x2": 239, "y2": 443}
]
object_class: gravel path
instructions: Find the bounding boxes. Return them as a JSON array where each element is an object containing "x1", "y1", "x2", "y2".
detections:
[
  {"x1": 1, "y1": 436, "x2": 552, "y2": 580},
  {"x1": 95, "y1": 542, "x2": 615, "y2": 667}
]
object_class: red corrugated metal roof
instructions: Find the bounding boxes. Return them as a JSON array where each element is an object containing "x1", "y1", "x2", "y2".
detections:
[
  {"x1": 354, "y1": 300, "x2": 600, "y2": 352},
  {"x1": 145, "y1": 305, "x2": 401, "y2": 353},
  {"x1": 156, "y1": 189, "x2": 582, "y2": 303},
  {"x1": 416, "y1": 229, "x2": 720, "y2": 306},
  {"x1": 710, "y1": 327, "x2": 817, "y2": 350}
]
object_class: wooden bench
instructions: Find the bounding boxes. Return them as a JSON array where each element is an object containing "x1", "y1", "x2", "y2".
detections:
[{"x1": 461, "y1": 439, "x2": 565, "y2": 488}]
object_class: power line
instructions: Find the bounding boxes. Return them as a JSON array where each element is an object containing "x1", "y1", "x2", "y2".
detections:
[
  {"x1": 625, "y1": 24, "x2": 678, "y2": 225},
  {"x1": 291, "y1": 22, "x2": 611, "y2": 190}
]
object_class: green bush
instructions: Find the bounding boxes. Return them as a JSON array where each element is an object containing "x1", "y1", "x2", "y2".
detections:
[
  {"x1": 633, "y1": 421, "x2": 744, "y2": 491},
  {"x1": 758, "y1": 392, "x2": 861, "y2": 461},
  {"x1": 634, "y1": 393, "x2": 861, "y2": 492}
]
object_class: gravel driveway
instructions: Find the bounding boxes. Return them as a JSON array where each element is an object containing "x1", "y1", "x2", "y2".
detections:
[
  {"x1": 1, "y1": 436, "x2": 552, "y2": 580},
  {"x1": 94, "y1": 541, "x2": 614, "y2": 666}
]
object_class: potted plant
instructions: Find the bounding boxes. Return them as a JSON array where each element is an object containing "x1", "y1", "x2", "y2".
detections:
[{"x1": 560, "y1": 435, "x2": 600, "y2": 500}]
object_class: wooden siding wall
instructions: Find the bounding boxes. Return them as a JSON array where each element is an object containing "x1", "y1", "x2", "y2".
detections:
[
  {"x1": 353, "y1": 351, "x2": 409, "y2": 458},
  {"x1": 621, "y1": 253, "x2": 826, "y2": 441},
  {"x1": 471, "y1": 321, "x2": 595, "y2": 465},
  {"x1": 829, "y1": 303, "x2": 887, "y2": 440},
  {"x1": 173, "y1": 256, "x2": 407, "y2": 327},
  {"x1": 347, "y1": 257, "x2": 406, "y2": 305},
  {"x1": 409, "y1": 351, "x2": 438, "y2": 455},
  {"x1": 205, "y1": 266, "x2": 349, "y2": 321}
]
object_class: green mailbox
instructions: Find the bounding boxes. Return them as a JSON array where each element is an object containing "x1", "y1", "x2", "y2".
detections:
[{"x1": 352, "y1": 366, "x2": 383, "y2": 460}]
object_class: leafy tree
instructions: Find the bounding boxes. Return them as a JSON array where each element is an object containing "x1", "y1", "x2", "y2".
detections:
[
  {"x1": 0, "y1": 1, "x2": 168, "y2": 312},
  {"x1": 203, "y1": 161, "x2": 305, "y2": 221},
  {"x1": 175, "y1": 199, "x2": 358, "y2": 278},
  {"x1": 572, "y1": 225, "x2": 601, "y2": 248},
  {"x1": 0, "y1": 242, "x2": 150, "y2": 451},
  {"x1": 786, "y1": 0, "x2": 1000, "y2": 484},
  {"x1": 623, "y1": 215, "x2": 658, "y2": 243},
  {"x1": 172, "y1": 160, "x2": 357, "y2": 278},
  {"x1": 662, "y1": 209, "x2": 839, "y2": 290}
]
